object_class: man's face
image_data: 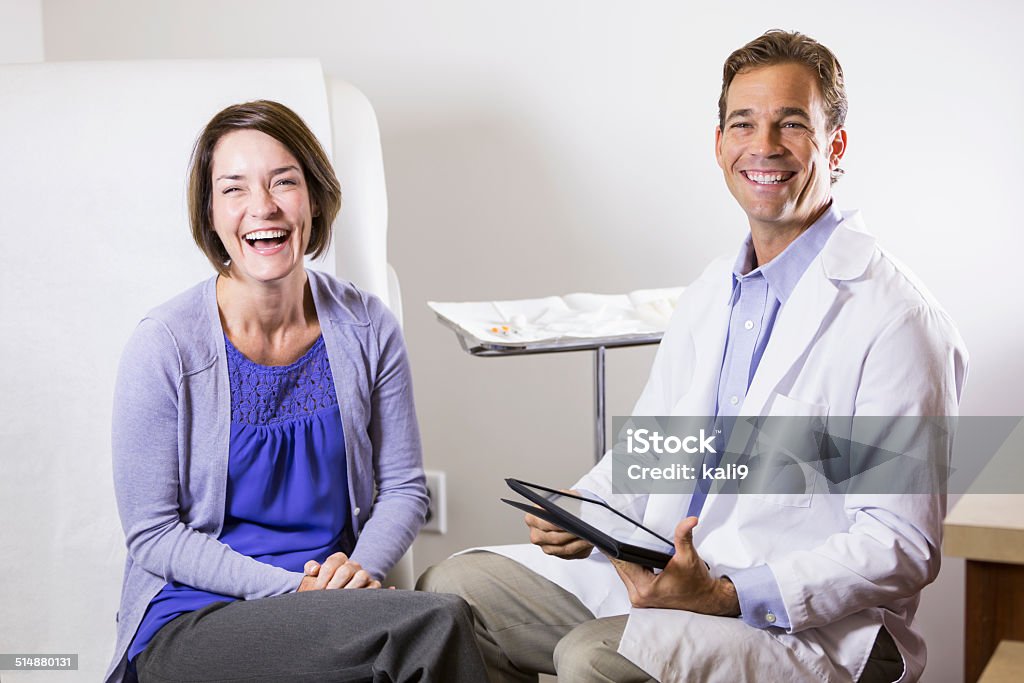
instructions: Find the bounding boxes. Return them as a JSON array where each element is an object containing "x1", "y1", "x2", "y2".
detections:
[{"x1": 715, "y1": 62, "x2": 846, "y2": 235}]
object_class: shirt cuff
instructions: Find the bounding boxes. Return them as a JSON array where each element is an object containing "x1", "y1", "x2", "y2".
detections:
[{"x1": 726, "y1": 564, "x2": 791, "y2": 630}]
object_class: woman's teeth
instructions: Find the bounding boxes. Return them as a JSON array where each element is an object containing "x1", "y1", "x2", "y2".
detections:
[{"x1": 244, "y1": 229, "x2": 288, "y2": 247}]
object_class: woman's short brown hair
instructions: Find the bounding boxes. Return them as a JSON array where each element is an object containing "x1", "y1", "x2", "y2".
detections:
[{"x1": 187, "y1": 100, "x2": 342, "y2": 274}]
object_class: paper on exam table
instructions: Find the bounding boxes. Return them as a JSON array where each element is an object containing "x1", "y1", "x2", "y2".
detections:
[{"x1": 429, "y1": 287, "x2": 685, "y2": 347}]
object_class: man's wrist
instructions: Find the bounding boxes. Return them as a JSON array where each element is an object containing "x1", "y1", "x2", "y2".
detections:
[{"x1": 709, "y1": 577, "x2": 741, "y2": 617}]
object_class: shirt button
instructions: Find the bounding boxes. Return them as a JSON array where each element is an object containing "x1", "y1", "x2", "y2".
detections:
[
  {"x1": 744, "y1": 320, "x2": 754, "y2": 330},
  {"x1": 765, "y1": 611, "x2": 777, "y2": 624},
  {"x1": 353, "y1": 507, "x2": 361, "y2": 516},
  {"x1": 730, "y1": 395, "x2": 739, "y2": 406}
]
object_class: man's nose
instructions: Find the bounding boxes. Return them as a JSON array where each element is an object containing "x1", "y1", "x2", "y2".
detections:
[
  {"x1": 248, "y1": 186, "x2": 278, "y2": 218},
  {"x1": 751, "y1": 126, "x2": 784, "y2": 157}
]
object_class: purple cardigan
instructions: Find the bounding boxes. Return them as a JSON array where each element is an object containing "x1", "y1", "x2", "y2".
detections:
[{"x1": 105, "y1": 270, "x2": 428, "y2": 683}]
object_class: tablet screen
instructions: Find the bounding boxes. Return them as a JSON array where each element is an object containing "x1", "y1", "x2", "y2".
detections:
[{"x1": 514, "y1": 481, "x2": 674, "y2": 556}]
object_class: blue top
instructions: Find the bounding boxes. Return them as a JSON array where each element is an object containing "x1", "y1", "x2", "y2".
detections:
[
  {"x1": 128, "y1": 334, "x2": 349, "y2": 660},
  {"x1": 686, "y1": 203, "x2": 843, "y2": 629}
]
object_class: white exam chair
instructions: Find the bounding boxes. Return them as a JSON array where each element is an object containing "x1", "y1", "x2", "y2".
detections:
[{"x1": 0, "y1": 59, "x2": 411, "y2": 683}]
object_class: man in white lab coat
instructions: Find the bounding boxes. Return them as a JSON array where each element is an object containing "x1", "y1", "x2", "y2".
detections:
[{"x1": 419, "y1": 30, "x2": 966, "y2": 683}]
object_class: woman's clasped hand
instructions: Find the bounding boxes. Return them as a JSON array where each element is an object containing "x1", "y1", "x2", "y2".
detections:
[{"x1": 300, "y1": 553, "x2": 383, "y2": 591}]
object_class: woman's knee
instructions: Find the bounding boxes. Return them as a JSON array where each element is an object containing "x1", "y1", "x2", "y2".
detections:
[{"x1": 422, "y1": 591, "x2": 474, "y2": 624}]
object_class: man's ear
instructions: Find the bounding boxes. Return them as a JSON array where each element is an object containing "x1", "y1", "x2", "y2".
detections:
[
  {"x1": 829, "y1": 127, "x2": 848, "y2": 169},
  {"x1": 714, "y1": 126, "x2": 725, "y2": 170}
]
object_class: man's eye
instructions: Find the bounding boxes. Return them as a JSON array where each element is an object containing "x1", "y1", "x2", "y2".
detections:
[
  {"x1": 730, "y1": 122, "x2": 752, "y2": 129},
  {"x1": 782, "y1": 122, "x2": 806, "y2": 129}
]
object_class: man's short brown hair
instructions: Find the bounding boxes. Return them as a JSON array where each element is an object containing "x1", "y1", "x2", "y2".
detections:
[
  {"x1": 718, "y1": 30, "x2": 847, "y2": 133},
  {"x1": 187, "y1": 100, "x2": 342, "y2": 275}
]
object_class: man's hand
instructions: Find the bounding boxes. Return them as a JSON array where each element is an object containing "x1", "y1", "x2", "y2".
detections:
[
  {"x1": 609, "y1": 516, "x2": 740, "y2": 616},
  {"x1": 525, "y1": 490, "x2": 594, "y2": 559},
  {"x1": 299, "y1": 552, "x2": 382, "y2": 590}
]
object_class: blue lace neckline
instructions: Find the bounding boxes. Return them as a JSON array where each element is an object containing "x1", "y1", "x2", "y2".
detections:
[{"x1": 225, "y1": 334, "x2": 339, "y2": 426}]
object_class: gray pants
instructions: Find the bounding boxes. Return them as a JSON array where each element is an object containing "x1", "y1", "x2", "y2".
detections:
[
  {"x1": 134, "y1": 589, "x2": 488, "y2": 683},
  {"x1": 417, "y1": 552, "x2": 904, "y2": 683}
]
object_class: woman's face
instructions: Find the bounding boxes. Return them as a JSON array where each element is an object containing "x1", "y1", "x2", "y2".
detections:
[{"x1": 210, "y1": 129, "x2": 315, "y2": 285}]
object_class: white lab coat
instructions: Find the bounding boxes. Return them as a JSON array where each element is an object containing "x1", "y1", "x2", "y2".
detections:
[{"x1": 486, "y1": 212, "x2": 968, "y2": 682}]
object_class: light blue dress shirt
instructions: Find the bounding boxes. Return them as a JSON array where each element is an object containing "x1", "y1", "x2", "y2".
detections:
[{"x1": 692, "y1": 203, "x2": 842, "y2": 630}]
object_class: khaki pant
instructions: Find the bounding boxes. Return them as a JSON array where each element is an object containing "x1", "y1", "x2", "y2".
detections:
[
  {"x1": 417, "y1": 551, "x2": 904, "y2": 683},
  {"x1": 417, "y1": 551, "x2": 653, "y2": 682}
]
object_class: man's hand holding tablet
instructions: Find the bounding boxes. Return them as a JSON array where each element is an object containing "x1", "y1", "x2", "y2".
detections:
[
  {"x1": 608, "y1": 516, "x2": 741, "y2": 617},
  {"x1": 524, "y1": 489, "x2": 595, "y2": 560},
  {"x1": 502, "y1": 479, "x2": 674, "y2": 569}
]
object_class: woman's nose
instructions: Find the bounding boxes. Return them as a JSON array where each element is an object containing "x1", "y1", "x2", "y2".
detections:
[{"x1": 248, "y1": 187, "x2": 278, "y2": 218}]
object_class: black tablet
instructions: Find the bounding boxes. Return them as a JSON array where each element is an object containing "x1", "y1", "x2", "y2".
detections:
[{"x1": 502, "y1": 478, "x2": 674, "y2": 569}]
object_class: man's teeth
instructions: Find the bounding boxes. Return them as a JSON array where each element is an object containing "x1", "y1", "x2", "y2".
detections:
[
  {"x1": 745, "y1": 172, "x2": 791, "y2": 184},
  {"x1": 245, "y1": 230, "x2": 288, "y2": 242}
]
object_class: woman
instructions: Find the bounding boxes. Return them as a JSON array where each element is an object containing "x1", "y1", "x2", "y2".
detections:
[{"x1": 105, "y1": 101, "x2": 486, "y2": 682}]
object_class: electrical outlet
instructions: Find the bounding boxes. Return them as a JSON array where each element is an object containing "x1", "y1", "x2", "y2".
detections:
[{"x1": 423, "y1": 469, "x2": 447, "y2": 534}]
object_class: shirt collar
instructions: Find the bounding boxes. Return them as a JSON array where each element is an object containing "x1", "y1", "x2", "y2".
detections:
[{"x1": 728, "y1": 202, "x2": 843, "y2": 305}]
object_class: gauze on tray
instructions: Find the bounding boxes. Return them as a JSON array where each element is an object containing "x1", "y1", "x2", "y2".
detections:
[{"x1": 429, "y1": 287, "x2": 684, "y2": 346}]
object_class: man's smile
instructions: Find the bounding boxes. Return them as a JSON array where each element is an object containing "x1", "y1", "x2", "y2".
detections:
[{"x1": 741, "y1": 170, "x2": 797, "y2": 185}]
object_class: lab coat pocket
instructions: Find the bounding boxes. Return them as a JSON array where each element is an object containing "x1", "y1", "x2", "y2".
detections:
[{"x1": 741, "y1": 394, "x2": 829, "y2": 508}]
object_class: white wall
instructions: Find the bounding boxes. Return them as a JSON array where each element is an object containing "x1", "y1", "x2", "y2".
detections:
[
  {"x1": 0, "y1": 0, "x2": 43, "y2": 63},
  {"x1": 36, "y1": 1, "x2": 1024, "y2": 681}
]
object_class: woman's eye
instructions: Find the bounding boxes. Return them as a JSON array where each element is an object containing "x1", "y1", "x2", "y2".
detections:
[
  {"x1": 222, "y1": 187, "x2": 241, "y2": 195},
  {"x1": 275, "y1": 178, "x2": 297, "y2": 187}
]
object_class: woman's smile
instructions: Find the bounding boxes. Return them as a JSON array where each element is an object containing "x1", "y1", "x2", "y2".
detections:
[{"x1": 242, "y1": 227, "x2": 292, "y2": 255}]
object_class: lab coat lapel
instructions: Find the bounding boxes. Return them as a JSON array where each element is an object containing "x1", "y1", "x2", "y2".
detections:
[
  {"x1": 739, "y1": 269, "x2": 839, "y2": 415},
  {"x1": 695, "y1": 271, "x2": 839, "y2": 528},
  {"x1": 740, "y1": 212, "x2": 876, "y2": 416}
]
